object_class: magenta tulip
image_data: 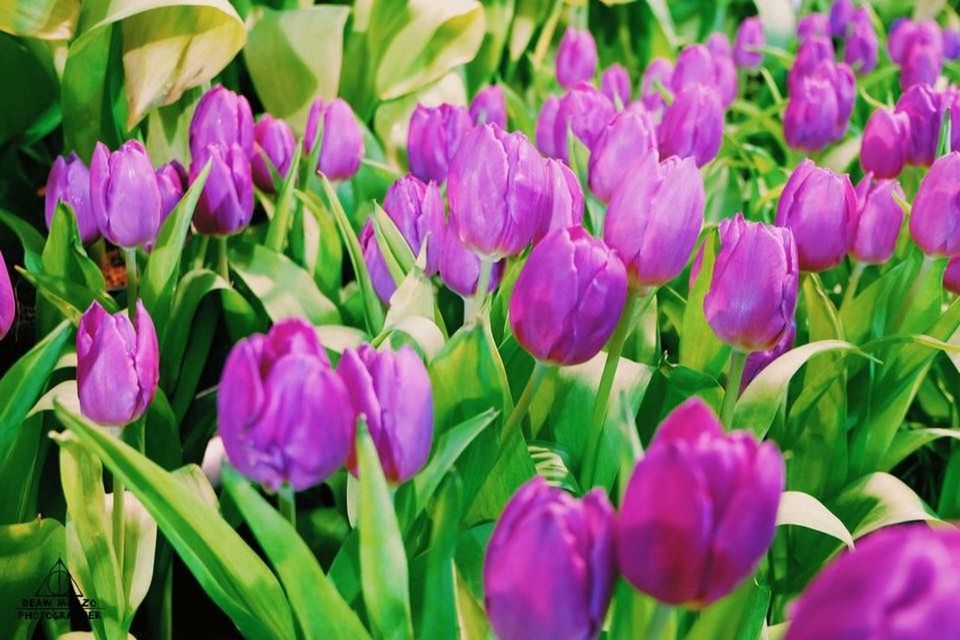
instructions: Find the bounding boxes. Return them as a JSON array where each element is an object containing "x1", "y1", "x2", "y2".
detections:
[
  {"x1": 588, "y1": 108, "x2": 658, "y2": 202},
  {"x1": 252, "y1": 114, "x2": 296, "y2": 193},
  {"x1": 851, "y1": 176, "x2": 905, "y2": 264},
  {"x1": 305, "y1": 98, "x2": 365, "y2": 181},
  {"x1": 45, "y1": 153, "x2": 98, "y2": 244},
  {"x1": 556, "y1": 27, "x2": 598, "y2": 89},
  {"x1": 90, "y1": 141, "x2": 163, "y2": 249},
  {"x1": 909, "y1": 152, "x2": 960, "y2": 258},
  {"x1": 189, "y1": 85, "x2": 254, "y2": 160}
]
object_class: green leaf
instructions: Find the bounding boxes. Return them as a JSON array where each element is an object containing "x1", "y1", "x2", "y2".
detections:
[
  {"x1": 464, "y1": 0, "x2": 514, "y2": 90},
  {"x1": 0, "y1": 35, "x2": 60, "y2": 145},
  {"x1": 881, "y1": 427, "x2": 960, "y2": 472},
  {"x1": 372, "y1": 202, "x2": 417, "y2": 280},
  {"x1": 0, "y1": 518, "x2": 67, "y2": 640},
  {"x1": 264, "y1": 142, "x2": 303, "y2": 253},
  {"x1": 0, "y1": 208, "x2": 45, "y2": 271},
  {"x1": 111, "y1": 491, "x2": 158, "y2": 628},
  {"x1": 776, "y1": 490, "x2": 854, "y2": 549},
  {"x1": 41, "y1": 204, "x2": 105, "y2": 298},
  {"x1": 52, "y1": 405, "x2": 297, "y2": 640},
  {"x1": 16, "y1": 267, "x2": 117, "y2": 322},
  {"x1": 680, "y1": 230, "x2": 730, "y2": 377},
  {"x1": 0, "y1": 0, "x2": 79, "y2": 38},
  {"x1": 833, "y1": 472, "x2": 940, "y2": 538},
  {"x1": 356, "y1": 421, "x2": 414, "y2": 640},
  {"x1": 417, "y1": 474, "x2": 462, "y2": 640},
  {"x1": 221, "y1": 466, "x2": 371, "y2": 640},
  {"x1": 755, "y1": 0, "x2": 797, "y2": 49},
  {"x1": 685, "y1": 579, "x2": 770, "y2": 640}
]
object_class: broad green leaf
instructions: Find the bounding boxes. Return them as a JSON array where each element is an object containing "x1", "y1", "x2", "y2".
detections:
[
  {"x1": 53, "y1": 406, "x2": 297, "y2": 640},
  {"x1": 880, "y1": 427, "x2": 960, "y2": 472},
  {"x1": 0, "y1": 518, "x2": 67, "y2": 640},
  {"x1": 30, "y1": 379, "x2": 81, "y2": 418},
  {"x1": 373, "y1": 202, "x2": 417, "y2": 280},
  {"x1": 465, "y1": 0, "x2": 514, "y2": 90},
  {"x1": 40, "y1": 204, "x2": 105, "y2": 330},
  {"x1": 0, "y1": 0, "x2": 79, "y2": 39},
  {"x1": 609, "y1": 579, "x2": 668, "y2": 640},
  {"x1": 263, "y1": 141, "x2": 303, "y2": 253},
  {"x1": 0, "y1": 208, "x2": 45, "y2": 271},
  {"x1": 417, "y1": 474, "x2": 462, "y2": 640},
  {"x1": 0, "y1": 35, "x2": 60, "y2": 145},
  {"x1": 144, "y1": 87, "x2": 200, "y2": 165},
  {"x1": 221, "y1": 466, "x2": 371, "y2": 640},
  {"x1": 680, "y1": 230, "x2": 730, "y2": 377},
  {"x1": 833, "y1": 472, "x2": 939, "y2": 538},
  {"x1": 776, "y1": 491, "x2": 854, "y2": 549},
  {"x1": 685, "y1": 579, "x2": 770, "y2": 640},
  {"x1": 16, "y1": 267, "x2": 118, "y2": 322},
  {"x1": 357, "y1": 422, "x2": 414, "y2": 640}
]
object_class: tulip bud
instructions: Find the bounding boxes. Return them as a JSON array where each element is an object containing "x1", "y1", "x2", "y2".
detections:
[
  {"x1": 190, "y1": 143, "x2": 254, "y2": 236},
  {"x1": 860, "y1": 108, "x2": 912, "y2": 178},
  {"x1": 469, "y1": 85, "x2": 507, "y2": 129},
  {"x1": 944, "y1": 28, "x2": 960, "y2": 61},
  {"x1": 601, "y1": 63, "x2": 631, "y2": 108},
  {"x1": 909, "y1": 151, "x2": 960, "y2": 257},
  {"x1": 604, "y1": 153, "x2": 704, "y2": 288},
  {"x1": 251, "y1": 114, "x2": 296, "y2": 193},
  {"x1": 618, "y1": 398, "x2": 784, "y2": 606},
  {"x1": 484, "y1": 477, "x2": 616, "y2": 640},
  {"x1": 734, "y1": 17, "x2": 765, "y2": 70},
  {"x1": 742, "y1": 322, "x2": 796, "y2": 391},
  {"x1": 553, "y1": 83, "x2": 617, "y2": 163},
  {"x1": 797, "y1": 13, "x2": 828, "y2": 42},
  {"x1": 713, "y1": 50, "x2": 739, "y2": 107},
  {"x1": 787, "y1": 37, "x2": 835, "y2": 93},
  {"x1": 588, "y1": 108, "x2": 658, "y2": 202},
  {"x1": 901, "y1": 42, "x2": 943, "y2": 90},
  {"x1": 338, "y1": 344, "x2": 433, "y2": 483},
  {"x1": 45, "y1": 153, "x2": 98, "y2": 244},
  {"x1": 705, "y1": 214, "x2": 798, "y2": 352},
  {"x1": 945, "y1": 257, "x2": 960, "y2": 294},
  {"x1": 672, "y1": 45, "x2": 716, "y2": 96},
  {"x1": 556, "y1": 27, "x2": 598, "y2": 89},
  {"x1": 640, "y1": 58, "x2": 674, "y2": 113},
  {"x1": 845, "y1": 11, "x2": 878, "y2": 73},
  {"x1": 189, "y1": 85, "x2": 254, "y2": 160},
  {"x1": 657, "y1": 85, "x2": 724, "y2": 167},
  {"x1": 775, "y1": 159, "x2": 858, "y2": 272},
  {"x1": 829, "y1": 0, "x2": 854, "y2": 38},
  {"x1": 895, "y1": 84, "x2": 942, "y2": 167},
  {"x1": 852, "y1": 175, "x2": 905, "y2": 264},
  {"x1": 535, "y1": 96, "x2": 562, "y2": 159},
  {"x1": 784, "y1": 75, "x2": 840, "y2": 152},
  {"x1": 0, "y1": 251, "x2": 14, "y2": 341},
  {"x1": 305, "y1": 98, "x2": 364, "y2": 181},
  {"x1": 406, "y1": 103, "x2": 472, "y2": 183},
  {"x1": 90, "y1": 141, "x2": 163, "y2": 249},
  {"x1": 888, "y1": 19, "x2": 914, "y2": 64},
  {"x1": 785, "y1": 525, "x2": 960, "y2": 640},
  {"x1": 155, "y1": 160, "x2": 187, "y2": 222},
  {"x1": 707, "y1": 32, "x2": 733, "y2": 58},
  {"x1": 382, "y1": 174, "x2": 445, "y2": 275},
  {"x1": 438, "y1": 221, "x2": 504, "y2": 297},
  {"x1": 359, "y1": 220, "x2": 397, "y2": 304},
  {"x1": 447, "y1": 124, "x2": 548, "y2": 260},
  {"x1": 537, "y1": 159, "x2": 584, "y2": 243},
  {"x1": 77, "y1": 300, "x2": 159, "y2": 427},
  {"x1": 218, "y1": 318, "x2": 353, "y2": 490},
  {"x1": 510, "y1": 227, "x2": 627, "y2": 365}
]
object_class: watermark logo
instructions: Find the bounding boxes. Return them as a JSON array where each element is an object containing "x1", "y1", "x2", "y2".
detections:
[{"x1": 16, "y1": 558, "x2": 101, "y2": 621}]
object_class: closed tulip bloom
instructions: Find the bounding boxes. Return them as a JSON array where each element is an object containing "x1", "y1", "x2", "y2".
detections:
[
  {"x1": 406, "y1": 103, "x2": 472, "y2": 183},
  {"x1": 945, "y1": 257, "x2": 960, "y2": 294},
  {"x1": 845, "y1": 13, "x2": 878, "y2": 73},
  {"x1": 896, "y1": 84, "x2": 942, "y2": 167},
  {"x1": 556, "y1": 27, "x2": 598, "y2": 89},
  {"x1": 713, "y1": 50, "x2": 739, "y2": 107},
  {"x1": 588, "y1": 108, "x2": 657, "y2": 202},
  {"x1": 888, "y1": 19, "x2": 914, "y2": 63},
  {"x1": 601, "y1": 63, "x2": 631, "y2": 108},
  {"x1": 604, "y1": 153, "x2": 705, "y2": 288},
  {"x1": 438, "y1": 221, "x2": 504, "y2": 297},
  {"x1": 447, "y1": 124, "x2": 548, "y2": 260},
  {"x1": 787, "y1": 37, "x2": 835, "y2": 93},
  {"x1": 553, "y1": 83, "x2": 617, "y2": 163},
  {"x1": 786, "y1": 525, "x2": 960, "y2": 640},
  {"x1": 469, "y1": 85, "x2": 507, "y2": 129},
  {"x1": 658, "y1": 84, "x2": 724, "y2": 167},
  {"x1": 828, "y1": 0, "x2": 854, "y2": 38},
  {"x1": 510, "y1": 227, "x2": 627, "y2": 365},
  {"x1": 672, "y1": 45, "x2": 716, "y2": 96},
  {"x1": 537, "y1": 159, "x2": 584, "y2": 243},
  {"x1": 707, "y1": 32, "x2": 733, "y2": 58},
  {"x1": 910, "y1": 152, "x2": 960, "y2": 257},
  {"x1": 741, "y1": 322, "x2": 796, "y2": 391},
  {"x1": 191, "y1": 143, "x2": 254, "y2": 236},
  {"x1": 797, "y1": 13, "x2": 828, "y2": 42},
  {"x1": 640, "y1": 57, "x2": 674, "y2": 113},
  {"x1": 251, "y1": 114, "x2": 296, "y2": 193},
  {"x1": 484, "y1": 477, "x2": 616, "y2": 640},
  {"x1": 382, "y1": 174, "x2": 445, "y2": 275},
  {"x1": 734, "y1": 18, "x2": 765, "y2": 70},
  {"x1": 304, "y1": 98, "x2": 365, "y2": 181},
  {"x1": 860, "y1": 108, "x2": 911, "y2": 178},
  {"x1": 155, "y1": 160, "x2": 187, "y2": 222},
  {"x1": 0, "y1": 251, "x2": 14, "y2": 341},
  {"x1": 90, "y1": 141, "x2": 163, "y2": 249},
  {"x1": 77, "y1": 300, "x2": 159, "y2": 427},
  {"x1": 619, "y1": 398, "x2": 784, "y2": 606},
  {"x1": 359, "y1": 220, "x2": 397, "y2": 304},
  {"x1": 775, "y1": 159, "x2": 858, "y2": 272},
  {"x1": 338, "y1": 344, "x2": 433, "y2": 483},
  {"x1": 784, "y1": 75, "x2": 840, "y2": 152},
  {"x1": 535, "y1": 96, "x2": 562, "y2": 158},
  {"x1": 45, "y1": 153, "x2": 97, "y2": 244},
  {"x1": 901, "y1": 41, "x2": 943, "y2": 90},
  {"x1": 189, "y1": 85, "x2": 254, "y2": 160},
  {"x1": 944, "y1": 28, "x2": 960, "y2": 60},
  {"x1": 705, "y1": 215, "x2": 798, "y2": 352},
  {"x1": 852, "y1": 176, "x2": 905, "y2": 264}
]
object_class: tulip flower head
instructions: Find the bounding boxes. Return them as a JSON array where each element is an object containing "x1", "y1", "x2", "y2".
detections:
[
  {"x1": 851, "y1": 175, "x2": 905, "y2": 264},
  {"x1": 734, "y1": 17, "x2": 765, "y2": 71},
  {"x1": 588, "y1": 107, "x2": 658, "y2": 203},
  {"x1": 552, "y1": 83, "x2": 617, "y2": 163},
  {"x1": 828, "y1": 0, "x2": 854, "y2": 38},
  {"x1": 45, "y1": 153, "x2": 98, "y2": 244},
  {"x1": 657, "y1": 84, "x2": 724, "y2": 167},
  {"x1": 860, "y1": 108, "x2": 912, "y2": 178},
  {"x1": 537, "y1": 159, "x2": 584, "y2": 243},
  {"x1": 251, "y1": 114, "x2": 296, "y2": 193},
  {"x1": 797, "y1": 13, "x2": 828, "y2": 43},
  {"x1": 470, "y1": 85, "x2": 507, "y2": 129},
  {"x1": 895, "y1": 84, "x2": 943, "y2": 167},
  {"x1": 844, "y1": 10, "x2": 878, "y2": 73},
  {"x1": 909, "y1": 151, "x2": 960, "y2": 258},
  {"x1": 382, "y1": 174, "x2": 445, "y2": 275},
  {"x1": 359, "y1": 221, "x2": 397, "y2": 304},
  {"x1": 190, "y1": 143, "x2": 254, "y2": 236},
  {"x1": 484, "y1": 477, "x2": 616, "y2": 640},
  {"x1": 535, "y1": 96, "x2": 562, "y2": 159},
  {"x1": 406, "y1": 103, "x2": 472, "y2": 184},
  {"x1": 77, "y1": 300, "x2": 159, "y2": 427},
  {"x1": 618, "y1": 397, "x2": 784, "y2": 607},
  {"x1": 155, "y1": 160, "x2": 187, "y2": 223},
  {"x1": 305, "y1": 98, "x2": 365, "y2": 181},
  {"x1": 0, "y1": 251, "x2": 14, "y2": 341},
  {"x1": 556, "y1": 27, "x2": 598, "y2": 89},
  {"x1": 438, "y1": 221, "x2": 505, "y2": 298},
  {"x1": 90, "y1": 141, "x2": 163, "y2": 250},
  {"x1": 601, "y1": 63, "x2": 632, "y2": 108},
  {"x1": 189, "y1": 85, "x2": 254, "y2": 159},
  {"x1": 640, "y1": 58, "x2": 675, "y2": 114}
]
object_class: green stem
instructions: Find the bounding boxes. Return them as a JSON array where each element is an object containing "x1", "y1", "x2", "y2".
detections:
[
  {"x1": 500, "y1": 361, "x2": 551, "y2": 446},
  {"x1": 216, "y1": 236, "x2": 230, "y2": 282},
  {"x1": 888, "y1": 256, "x2": 934, "y2": 335},
  {"x1": 643, "y1": 602, "x2": 672, "y2": 640},
  {"x1": 840, "y1": 261, "x2": 866, "y2": 313},
  {"x1": 278, "y1": 484, "x2": 296, "y2": 527},
  {"x1": 466, "y1": 258, "x2": 493, "y2": 323},
  {"x1": 720, "y1": 350, "x2": 748, "y2": 429},
  {"x1": 192, "y1": 235, "x2": 210, "y2": 271},
  {"x1": 113, "y1": 476, "x2": 125, "y2": 573},
  {"x1": 124, "y1": 248, "x2": 138, "y2": 318}
]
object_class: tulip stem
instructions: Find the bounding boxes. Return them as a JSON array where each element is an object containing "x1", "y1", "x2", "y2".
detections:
[
  {"x1": 644, "y1": 602, "x2": 672, "y2": 640},
  {"x1": 216, "y1": 236, "x2": 230, "y2": 282},
  {"x1": 124, "y1": 248, "x2": 138, "y2": 318},
  {"x1": 720, "y1": 350, "x2": 748, "y2": 429},
  {"x1": 113, "y1": 477, "x2": 125, "y2": 574},
  {"x1": 278, "y1": 484, "x2": 296, "y2": 527},
  {"x1": 840, "y1": 261, "x2": 866, "y2": 312},
  {"x1": 467, "y1": 258, "x2": 493, "y2": 322},
  {"x1": 500, "y1": 361, "x2": 551, "y2": 446}
]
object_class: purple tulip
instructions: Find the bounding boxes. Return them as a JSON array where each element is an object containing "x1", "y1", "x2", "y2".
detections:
[
  {"x1": 902, "y1": 41, "x2": 944, "y2": 90},
  {"x1": 741, "y1": 322, "x2": 796, "y2": 391},
  {"x1": 470, "y1": 85, "x2": 507, "y2": 129},
  {"x1": 155, "y1": 160, "x2": 187, "y2": 223},
  {"x1": 829, "y1": 0, "x2": 854, "y2": 38},
  {"x1": 90, "y1": 141, "x2": 163, "y2": 250},
  {"x1": 556, "y1": 27, "x2": 598, "y2": 89},
  {"x1": 437, "y1": 221, "x2": 504, "y2": 297},
  {"x1": 510, "y1": 227, "x2": 627, "y2": 365},
  {"x1": 305, "y1": 98, "x2": 364, "y2": 181},
  {"x1": 657, "y1": 84, "x2": 724, "y2": 167},
  {"x1": 734, "y1": 18, "x2": 766, "y2": 70},
  {"x1": 338, "y1": 344, "x2": 433, "y2": 483},
  {"x1": 553, "y1": 83, "x2": 617, "y2": 163},
  {"x1": 713, "y1": 50, "x2": 739, "y2": 107},
  {"x1": 189, "y1": 85, "x2": 254, "y2": 160},
  {"x1": 536, "y1": 159, "x2": 584, "y2": 243},
  {"x1": 604, "y1": 153, "x2": 704, "y2": 289},
  {"x1": 447, "y1": 124, "x2": 548, "y2": 260},
  {"x1": 359, "y1": 220, "x2": 397, "y2": 304},
  {"x1": 382, "y1": 174, "x2": 445, "y2": 275},
  {"x1": 77, "y1": 300, "x2": 159, "y2": 427},
  {"x1": 535, "y1": 96, "x2": 562, "y2": 158},
  {"x1": 944, "y1": 28, "x2": 960, "y2": 60},
  {"x1": 45, "y1": 153, "x2": 97, "y2": 244},
  {"x1": 672, "y1": 45, "x2": 717, "y2": 97},
  {"x1": 217, "y1": 318, "x2": 353, "y2": 491},
  {"x1": 852, "y1": 175, "x2": 905, "y2": 264},
  {"x1": 909, "y1": 152, "x2": 960, "y2": 258},
  {"x1": 888, "y1": 19, "x2": 914, "y2": 64},
  {"x1": 619, "y1": 397, "x2": 784, "y2": 606},
  {"x1": 945, "y1": 257, "x2": 960, "y2": 294},
  {"x1": 895, "y1": 84, "x2": 942, "y2": 167},
  {"x1": 797, "y1": 13, "x2": 829, "y2": 42},
  {"x1": 784, "y1": 75, "x2": 841, "y2": 152},
  {"x1": 251, "y1": 114, "x2": 296, "y2": 193},
  {"x1": 860, "y1": 108, "x2": 912, "y2": 178},
  {"x1": 786, "y1": 525, "x2": 960, "y2": 640},
  {"x1": 705, "y1": 214, "x2": 798, "y2": 352},
  {"x1": 588, "y1": 108, "x2": 658, "y2": 202},
  {"x1": 406, "y1": 103, "x2": 472, "y2": 184},
  {"x1": 787, "y1": 37, "x2": 835, "y2": 93},
  {"x1": 484, "y1": 477, "x2": 616, "y2": 640},
  {"x1": 707, "y1": 32, "x2": 733, "y2": 58},
  {"x1": 190, "y1": 143, "x2": 254, "y2": 236},
  {"x1": 601, "y1": 63, "x2": 632, "y2": 108},
  {"x1": 0, "y1": 251, "x2": 14, "y2": 341},
  {"x1": 640, "y1": 58, "x2": 674, "y2": 113},
  {"x1": 947, "y1": 89, "x2": 960, "y2": 153},
  {"x1": 844, "y1": 11, "x2": 878, "y2": 73},
  {"x1": 775, "y1": 159, "x2": 858, "y2": 272},
  {"x1": 891, "y1": 20, "x2": 944, "y2": 90}
]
